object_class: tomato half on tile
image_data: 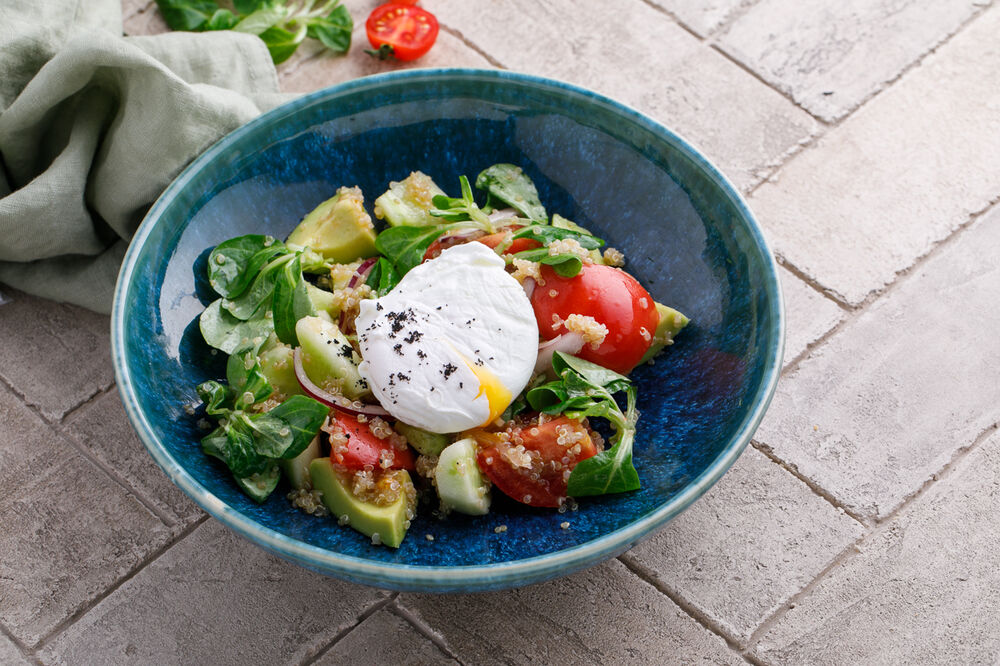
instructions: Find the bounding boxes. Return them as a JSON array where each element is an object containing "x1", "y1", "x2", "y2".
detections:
[
  {"x1": 530, "y1": 263, "x2": 660, "y2": 375},
  {"x1": 330, "y1": 410, "x2": 415, "y2": 471},
  {"x1": 365, "y1": 3, "x2": 439, "y2": 61},
  {"x1": 474, "y1": 416, "x2": 598, "y2": 508}
]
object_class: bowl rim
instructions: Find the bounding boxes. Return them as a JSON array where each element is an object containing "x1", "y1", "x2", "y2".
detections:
[{"x1": 111, "y1": 67, "x2": 784, "y2": 591}]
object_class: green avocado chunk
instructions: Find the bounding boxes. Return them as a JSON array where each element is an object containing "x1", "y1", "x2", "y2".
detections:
[
  {"x1": 435, "y1": 437, "x2": 491, "y2": 516},
  {"x1": 309, "y1": 458, "x2": 415, "y2": 548},
  {"x1": 295, "y1": 316, "x2": 369, "y2": 400},
  {"x1": 286, "y1": 186, "x2": 378, "y2": 263},
  {"x1": 394, "y1": 422, "x2": 450, "y2": 457},
  {"x1": 639, "y1": 302, "x2": 690, "y2": 365},
  {"x1": 373, "y1": 171, "x2": 446, "y2": 227},
  {"x1": 278, "y1": 435, "x2": 321, "y2": 490}
]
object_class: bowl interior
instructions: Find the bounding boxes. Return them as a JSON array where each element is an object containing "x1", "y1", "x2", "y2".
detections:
[{"x1": 114, "y1": 70, "x2": 782, "y2": 591}]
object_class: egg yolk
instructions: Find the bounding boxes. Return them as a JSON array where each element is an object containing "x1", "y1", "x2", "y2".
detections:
[{"x1": 462, "y1": 357, "x2": 512, "y2": 427}]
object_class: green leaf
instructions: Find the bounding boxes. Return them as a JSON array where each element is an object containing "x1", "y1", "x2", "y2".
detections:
[
  {"x1": 205, "y1": 8, "x2": 239, "y2": 30},
  {"x1": 429, "y1": 175, "x2": 493, "y2": 230},
  {"x1": 196, "y1": 380, "x2": 232, "y2": 416},
  {"x1": 475, "y1": 164, "x2": 548, "y2": 222},
  {"x1": 258, "y1": 23, "x2": 308, "y2": 64},
  {"x1": 199, "y1": 299, "x2": 274, "y2": 354},
  {"x1": 216, "y1": 420, "x2": 271, "y2": 477},
  {"x1": 510, "y1": 248, "x2": 583, "y2": 278},
  {"x1": 365, "y1": 257, "x2": 401, "y2": 296},
  {"x1": 566, "y1": 431, "x2": 641, "y2": 496},
  {"x1": 245, "y1": 412, "x2": 294, "y2": 457},
  {"x1": 374, "y1": 225, "x2": 446, "y2": 276},
  {"x1": 235, "y1": 463, "x2": 281, "y2": 503},
  {"x1": 207, "y1": 234, "x2": 286, "y2": 299},
  {"x1": 553, "y1": 352, "x2": 631, "y2": 392},
  {"x1": 226, "y1": 346, "x2": 273, "y2": 408},
  {"x1": 271, "y1": 255, "x2": 315, "y2": 346},
  {"x1": 221, "y1": 253, "x2": 294, "y2": 320},
  {"x1": 155, "y1": 0, "x2": 220, "y2": 31},
  {"x1": 232, "y1": 6, "x2": 286, "y2": 34},
  {"x1": 263, "y1": 395, "x2": 330, "y2": 459},
  {"x1": 307, "y1": 4, "x2": 353, "y2": 53},
  {"x1": 512, "y1": 224, "x2": 604, "y2": 250},
  {"x1": 233, "y1": 0, "x2": 272, "y2": 15}
]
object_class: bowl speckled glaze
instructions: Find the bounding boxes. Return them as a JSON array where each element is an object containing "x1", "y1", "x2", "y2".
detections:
[{"x1": 112, "y1": 69, "x2": 783, "y2": 592}]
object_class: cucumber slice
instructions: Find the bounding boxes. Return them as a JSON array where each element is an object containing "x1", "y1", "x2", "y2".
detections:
[
  {"x1": 295, "y1": 316, "x2": 369, "y2": 400},
  {"x1": 278, "y1": 435, "x2": 321, "y2": 490},
  {"x1": 435, "y1": 438, "x2": 491, "y2": 516}
]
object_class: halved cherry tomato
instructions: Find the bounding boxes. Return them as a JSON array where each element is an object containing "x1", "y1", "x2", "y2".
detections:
[
  {"x1": 330, "y1": 411, "x2": 415, "y2": 471},
  {"x1": 474, "y1": 415, "x2": 597, "y2": 508},
  {"x1": 365, "y1": 3, "x2": 439, "y2": 61},
  {"x1": 530, "y1": 263, "x2": 659, "y2": 375}
]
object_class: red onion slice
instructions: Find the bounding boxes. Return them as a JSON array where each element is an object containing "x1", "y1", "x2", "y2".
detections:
[
  {"x1": 292, "y1": 347, "x2": 390, "y2": 417},
  {"x1": 521, "y1": 277, "x2": 536, "y2": 300},
  {"x1": 488, "y1": 208, "x2": 520, "y2": 225},
  {"x1": 347, "y1": 257, "x2": 378, "y2": 289},
  {"x1": 534, "y1": 333, "x2": 585, "y2": 375}
]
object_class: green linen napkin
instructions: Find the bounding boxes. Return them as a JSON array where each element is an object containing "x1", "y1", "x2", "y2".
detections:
[{"x1": 0, "y1": 0, "x2": 294, "y2": 313}]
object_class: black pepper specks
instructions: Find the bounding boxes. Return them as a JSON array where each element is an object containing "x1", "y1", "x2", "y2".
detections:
[{"x1": 441, "y1": 363, "x2": 457, "y2": 379}]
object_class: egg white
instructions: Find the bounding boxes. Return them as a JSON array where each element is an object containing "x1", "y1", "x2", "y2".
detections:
[{"x1": 355, "y1": 242, "x2": 538, "y2": 433}]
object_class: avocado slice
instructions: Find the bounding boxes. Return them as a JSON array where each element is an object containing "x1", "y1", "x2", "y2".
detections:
[
  {"x1": 639, "y1": 302, "x2": 690, "y2": 365},
  {"x1": 278, "y1": 434, "x2": 321, "y2": 490},
  {"x1": 295, "y1": 316, "x2": 369, "y2": 400},
  {"x1": 435, "y1": 438, "x2": 490, "y2": 515},
  {"x1": 394, "y1": 422, "x2": 450, "y2": 457},
  {"x1": 373, "y1": 171, "x2": 446, "y2": 227},
  {"x1": 286, "y1": 186, "x2": 378, "y2": 263},
  {"x1": 310, "y1": 458, "x2": 415, "y2": 548},
  {"x1": 257, "y1": 334, "x2": 303, "y2": 399}
]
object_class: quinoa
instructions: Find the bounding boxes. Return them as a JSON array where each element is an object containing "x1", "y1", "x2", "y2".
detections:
[
  {"x1": 287, "y1": 488, "x2": 329, "y2": 517},
  {"x1": 553, "y1": 313, "x2": 609, "y2": 349},
  {"x1": 602, "y1": 247, "x2": 626, "y2": 267},
  {"x1": 547, "y1": 238, "x2": 594, "y2": 263},
  {"x1": 510, "y1": 257, "x2": 543, "y2": 284}
]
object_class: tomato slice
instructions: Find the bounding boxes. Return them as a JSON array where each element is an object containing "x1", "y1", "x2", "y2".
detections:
[
  {"x1": 474, "y1": 416, "x2": 597, "y2": 508},
  {"x1": 365, "y1": 3, "x2": 439, "y2": 61},
  {"x1": 530, "y1": 263, "x2": 660, "y2": 374},
  {"x1": 330, "y1": 411, "x2": 415, "y2": 471}
]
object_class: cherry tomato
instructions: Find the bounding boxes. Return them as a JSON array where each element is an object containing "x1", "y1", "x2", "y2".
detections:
[
  {"x1": 365, "y1": 3, "x2": 439, "y2": 61},
  {"x1": 530, "y1": 263, "x2": 660, "y2": 375},
  {"x1": 474, "y1": 416, "x2": 597, "y2": 508},
  {"x1": 329, "y1": 411, "x2": 415, "y2": 471}
]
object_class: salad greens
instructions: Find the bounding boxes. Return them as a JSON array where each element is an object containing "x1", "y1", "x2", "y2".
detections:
[
  {"x1": 198, "y1": 345, "x2": 329, "y2": 502},
  {"x1": 188, "y1": 161, "x2": 687, "y2": 541},
  {"x1": 155, "y1": 0, "x2": 353, "y2": 64},
  {"x1": 527, "y1": 352, "x2": 641, "y2": 496}
]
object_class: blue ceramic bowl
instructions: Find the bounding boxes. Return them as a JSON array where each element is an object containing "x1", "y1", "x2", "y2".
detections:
[{"x1": 112, "y1": 69, "x2": 783, "y2": 592}]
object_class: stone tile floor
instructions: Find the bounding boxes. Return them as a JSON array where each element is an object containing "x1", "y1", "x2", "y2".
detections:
[{"x1": 2, "y1": 0, "x2": 998, "y2": 662}]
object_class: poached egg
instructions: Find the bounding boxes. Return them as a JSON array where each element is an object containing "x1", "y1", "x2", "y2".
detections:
[{"x1": 355, "y1": 242, "x2": 538, "y2": 433}]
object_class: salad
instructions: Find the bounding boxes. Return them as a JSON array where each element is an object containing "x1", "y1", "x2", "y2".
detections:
[{"x1": 193, "y1": 165, "x2": 689, "y2": 547}]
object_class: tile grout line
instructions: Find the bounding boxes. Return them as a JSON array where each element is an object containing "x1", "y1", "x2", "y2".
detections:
[
  {"x1": 774, "y1": 254, "x2": 853, "y2": 312},
  {"x1": 390, "y1": 597, "x2": 468, "y2": 665},
  {"x1": 298, "y1": 594, "x2": 398, "y2": 666},
  {"x1": 616, "y1": 555, "x2": 763, "y2": 665},
  {"x1": 741, "y1": 1, "x2": 996, "y2": 197},
  {"x1": 634, "y1": 0, "x2": 708, "y2": 42},
  {"x1": 32, "y1": 515, "x2": 208, "y2": 652},
  {"x1": 0, "y1": 622, "x2": 41, "y2": 666},
  {"x1": 750, "y1": 440, "x2": 867, "y2": 527},
  {"x1": 776, "y1": 192, "x2": 1000, "y2": 380},
  {"x1": 59, "y1": 383, "x2": 120, "y2": 425},
  {"x1": 437, "y1": 24, "x2": 507, "y2": 70},
  {"x1": 743, "y1": 419, "x2": 1000, "y2": 654},
  {"x1": 0, "y1": 374, "x2": 176, "y2": 526}
]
